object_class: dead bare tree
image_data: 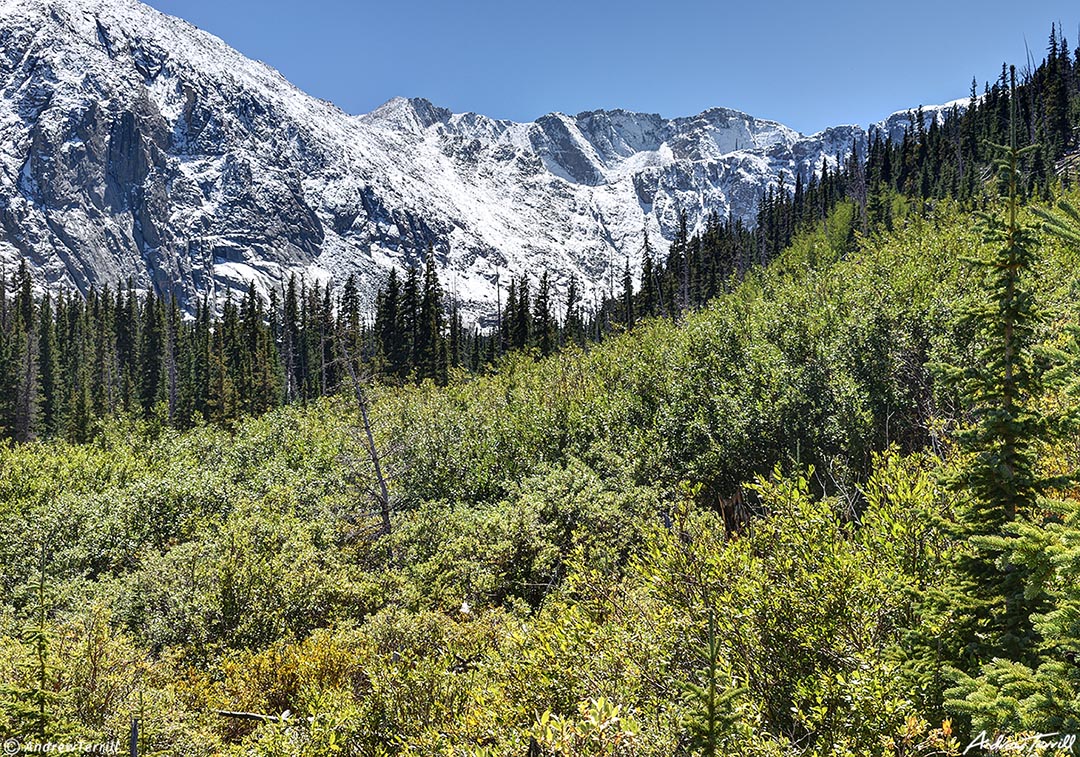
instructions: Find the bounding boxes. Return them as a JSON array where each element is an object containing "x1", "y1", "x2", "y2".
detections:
[{"x1": 337, "y1": 330, "x2": 394, "y2": 565}]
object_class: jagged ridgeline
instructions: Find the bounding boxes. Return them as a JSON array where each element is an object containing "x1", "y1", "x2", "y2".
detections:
[
  {"x1": 2, "y1": 0, "x2": 876, "y2": 323},
  {"x1": 1, "y1": 20, "x2": 1078, "y2": 442}
]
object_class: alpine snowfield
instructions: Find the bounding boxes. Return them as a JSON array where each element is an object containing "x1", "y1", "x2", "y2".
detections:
[{"x1": 0, "y1": 0, "x2": 965, "y2": 319}]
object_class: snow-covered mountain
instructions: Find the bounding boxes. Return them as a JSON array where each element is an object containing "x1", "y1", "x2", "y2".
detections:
[{"x1": 0, "y1": 0, "x2": 960, "y2": 319}]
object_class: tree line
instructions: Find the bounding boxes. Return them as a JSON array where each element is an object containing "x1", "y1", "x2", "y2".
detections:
[{"x1": 1, "y1": 25, "x2": 1077, "y2": 444}]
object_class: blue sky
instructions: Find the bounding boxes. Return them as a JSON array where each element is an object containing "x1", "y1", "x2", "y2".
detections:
[{"x1": 144, "y1": 0, "x2": 1078, "y2": 134}]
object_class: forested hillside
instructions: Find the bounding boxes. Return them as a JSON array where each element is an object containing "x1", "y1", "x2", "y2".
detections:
[
  {"x1": 3, "y1": 173, "x2": 1080, "y2": 752},
  {"x1": 3, "y1": 32, "x2": 1080, "y2": 757},
  {"x1": 4, "y1": 25, "x2": 1080, "y2": 443}
]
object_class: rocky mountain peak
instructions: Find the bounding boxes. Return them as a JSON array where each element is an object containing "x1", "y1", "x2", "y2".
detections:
[{"x1": 0, "y1": 0, "x2": 965, "y2": 321}]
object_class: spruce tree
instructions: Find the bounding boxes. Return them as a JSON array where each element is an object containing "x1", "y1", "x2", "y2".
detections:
[
  {"x1": 318, "y1": 284, "x2": 336, "y2": 396},
  {"x1": 401, "y1": 265, "x2": 420, "y2": 376},
  {"x1": 912, "y1": 70, "x2": 1074, "y2": 730},
  {"x1": 92, "y1": 287, "x2": 116, "y2": 418},
  {"x1": 376, "y1": 268, "x2": 403, "y2": 377},
  {"x1": 534, "y1": 270, "x2": 554, "y2": 356},
  {"x1": 341, "y1": 273, "x2": 362, "y2": 375},
  {"x1": 640, "y1": 232, "x2": 658, "y2": 317},
  {"x1": 37, "y1": 293, "x2": 58, "y2": 435},
  {"x1": 512, "y1": 275, "x2": 531, "y2": 350},
  {"x1": 952, "y1": 199, "x2": 1080, "y2": 731},
  {"x1": 500, "y1": 276, "x2": 515, "y2": 355},
  {"x1": 563, "y1": 277, "x2": 584, "y2": 349},
  {"x1": 163, "y1": 295, "x2": 180, "y2": 423},
  {"x1": 116, "y1": 283, "x2": 137, "y2": 411},
  {"x1": 675, "y1": 211, "x2": 690, "y2": 314},
  {"x1": 621, "y1": 258, "x2": 634, "y2": 329},
  {"x1": 12, "y1": 263, "x2": 39, "y2": 442},
  {"x1": 207, "y1": 304, "x2": 236, "y2": 424},
  {"x1": 418, "y1": 252, "x2": 445, "y2": 381},
  {"x1": 283, "y1": 276, "x2": 301, "y2": 401},
  {"x1": 449, "y1": 300, "x2": 463, "y2": 369},
  {"x1": 0, "y1": 268, "x2": 13, "y2": 438},
  {"x1": 137, "y1": 288, "x2": 163, "y2": 418}
]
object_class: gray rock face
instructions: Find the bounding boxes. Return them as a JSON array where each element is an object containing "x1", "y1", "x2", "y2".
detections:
[{"x1": 0, "y1": 0, "x2": 962, "y2": 319}]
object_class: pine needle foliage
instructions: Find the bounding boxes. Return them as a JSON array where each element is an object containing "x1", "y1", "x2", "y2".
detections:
[
  {"x1": 941, "y1": 133, "x2": 1049, "y2": 667},
  {"x1": 948, "y1": 188, "x2": 1080, "y2": 732},
  {"x1": 908, "y1": 71, "x2": 1077, "y2": 728},
  {"x1": 678, "y1": 612, "x2": 747, "y2": 757}
]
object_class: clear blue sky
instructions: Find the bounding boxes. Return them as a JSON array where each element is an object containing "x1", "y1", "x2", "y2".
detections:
[{"x1": 144, "y1": 0, "x2": 1078, "y2": 135}]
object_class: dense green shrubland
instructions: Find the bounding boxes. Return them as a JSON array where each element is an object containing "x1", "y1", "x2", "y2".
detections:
[{"x1": 3, "y1": 187, "x2": 1080, "y2": 755}]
